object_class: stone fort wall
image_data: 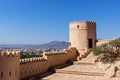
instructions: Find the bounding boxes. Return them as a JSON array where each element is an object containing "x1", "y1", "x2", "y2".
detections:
[
  {"x1": 20, "y1": 47, "x2": 77, "y2": 79},
  {"x1": 0, "y1": 47, "x2": 77, "y2": 80},
  {"x1": 96, "y1": 39, "x2": 113, "y2": 46},
  {"x1": 0, "y1": 51, "x2": 20, "y2": 80},
  {"x1": 0, "y1": 40, "x2": 114, "y2": 80}
]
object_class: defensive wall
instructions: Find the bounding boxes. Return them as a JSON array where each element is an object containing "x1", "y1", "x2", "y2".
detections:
[
  {"x1": 96, "y1": 39, "x2": 113, "y2": 46},
  {"x1": 0, "y1": 47, "x2": 77, "y2": 80}
]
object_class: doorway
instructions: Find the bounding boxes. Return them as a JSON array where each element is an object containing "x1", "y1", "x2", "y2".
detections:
[{"x1": 88, "y1": 39, "x2": 93, "y2": 48}]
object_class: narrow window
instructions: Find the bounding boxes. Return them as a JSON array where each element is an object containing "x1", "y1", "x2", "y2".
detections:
[
  {"x1": 77, "y1": 25, "x2": 79, "y2": 28},
  {"x1": 1, "y1": 72, "x2": 3, "y2": 78},
  {"x1": 9, "y1": 71, "x2": 11, "y2": 77},
  {"x1": 12, "y1": 55, "x2": 14, "y2": 57}
]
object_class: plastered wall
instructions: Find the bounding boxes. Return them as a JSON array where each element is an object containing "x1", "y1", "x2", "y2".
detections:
[
  {"x1": 69, "y1": 21, "x2": 96, "y2": 54},
  {"x1": 20, "y1": 47, "x2": 77, "y2": 79},
  {"x1": 97, "y1": 39, "x2": 112, "y2": 46},
  {"x1": 0, "y1": 51, "x2": 20, "y2": 80}
]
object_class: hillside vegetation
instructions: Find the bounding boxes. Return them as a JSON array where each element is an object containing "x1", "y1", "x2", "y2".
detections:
[{"x1": 92, "y1": 38, "x2": 120, "y2": 63}]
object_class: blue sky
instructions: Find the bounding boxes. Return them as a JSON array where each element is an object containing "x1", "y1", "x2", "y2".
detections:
[{"x1": 0, "y1": 0, "x2": 120, "y2": 44}]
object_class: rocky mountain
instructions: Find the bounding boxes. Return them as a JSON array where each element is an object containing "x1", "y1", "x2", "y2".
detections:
[{"x1": 0, "y1": 41, "x2": 69, "y2": 49}]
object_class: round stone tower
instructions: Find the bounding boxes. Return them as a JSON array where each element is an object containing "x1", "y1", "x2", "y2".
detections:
[
  {"x1": 0, "y1": 51, "x2": 20, "y2": 80},
  {"x1": 69, "y1": 21, "x2": 97, "y2": 54}
]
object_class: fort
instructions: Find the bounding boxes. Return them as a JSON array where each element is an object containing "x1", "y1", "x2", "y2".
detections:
[
  {"x1": 69, "y1": 21, "x2": 96, "y2": 60},
  {"x1": 0, "y1": 21, "x2": 114, "y2": 80}
]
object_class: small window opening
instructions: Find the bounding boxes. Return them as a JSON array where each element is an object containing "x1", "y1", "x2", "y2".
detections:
[
  {"x1": 1, "y1": 72, "x2": 3, "y2": 78},
  {"x1": 9, "y1": 71, "x2": 11, "y2": 77}
]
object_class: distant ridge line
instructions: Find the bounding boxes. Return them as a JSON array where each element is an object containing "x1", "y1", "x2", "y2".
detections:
[{"x1": 0, "y1": 41, "x2": 69, "y2": 49}]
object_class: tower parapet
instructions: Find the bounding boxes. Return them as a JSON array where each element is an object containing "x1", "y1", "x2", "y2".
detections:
[
  {"x1": 69, "y1": 21, "x2": 96, "y2": 30},
  {"x1": 0, "y1": 51, "x2": 20, "y2": 80},
  {"x1": 0, "y1": 50, "x2": 19, "y2": 57},
  {"x1": 43, "y1": 50, "x2": 65, "y2": 56},
  {"x1": 70, "y1": 20, "x2": 96, "y2": 24}
]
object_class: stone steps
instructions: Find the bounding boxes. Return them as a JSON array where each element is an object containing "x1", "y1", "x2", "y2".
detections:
[
  {"x1": 69, "y1": 51, "x2": 107, "y2": 76},
  {"x1": 56, "y1": 69, "x2": 104, "y2": 76},
  {"x1": 74, "y1": 61, "x2": 94, "y2": 65},
  {"x1": 68, "y1": 53, "x2": 105, "y2": 77},
  {"x1": 42, "y1": 52, "x2": 106, "y2": 80}
]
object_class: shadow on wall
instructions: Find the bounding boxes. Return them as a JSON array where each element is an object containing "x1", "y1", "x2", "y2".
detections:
[{"x1": 20, "y1": 47, "x2": 78, "y2": 80}]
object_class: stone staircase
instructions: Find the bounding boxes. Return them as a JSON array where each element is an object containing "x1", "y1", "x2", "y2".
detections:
[
  {"x1": 56, "y1": 61, "x2": 105, "y2": 77},
  {"x1": 56, "y1": 55, "x2": 105, "y2": 76},
  {"x1": 42, "y1": 52, "x2": 120, "y2": 80},
  {"x1": 56, "y1": 69, "x2": 104, "y2": 76},
  {"x1": 42, "y1": 52, "x2": 107, "y2": 80}
]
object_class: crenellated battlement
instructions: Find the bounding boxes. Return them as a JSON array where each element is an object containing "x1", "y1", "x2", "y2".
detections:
[
  {"x1": 43, "y1": 50, "x2": 65, "y2": 56},
  {"x1": 70, "y1": 20, "x2": 96, "y2": 25},
  {"x1": 97, "y1": 39, "x2": 113, "y2": 42},
  {"x1": 97, "y1": 39, "x2": 114, "y2": 46},
  {"x1": 0, "y1": 50, "x2": 20, "y2": 58},
  {"x1": 20, "y1": 57, "x2": 46, "y2": 64},
  {"x1": 0, "y1": 50, "x2": 20, "y2": 80},
  {"x1": 69, "y1": 20, "x2": 96, "y2": 30},
  {"x1": 20, "y1": 48, "x2": 76, "y2": 65},
  {"x1": 63, "y1": 48, "x2": 73, "y2": 53}
]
